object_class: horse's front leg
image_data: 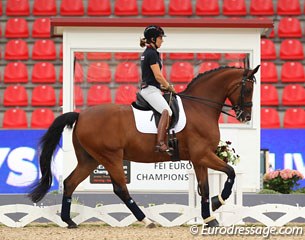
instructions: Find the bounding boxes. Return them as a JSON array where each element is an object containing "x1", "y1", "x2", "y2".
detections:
[
  {"x1": 200, "y1": 152, "x2": 236, "y2": 212},
  {"x1": 193, "y1": 165, "x2": 219, "y2": 227}
]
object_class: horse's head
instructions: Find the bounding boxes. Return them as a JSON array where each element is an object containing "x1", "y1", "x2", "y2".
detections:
[{"x1": 227, "y1": 65, "x2": 260, "y2": 123}]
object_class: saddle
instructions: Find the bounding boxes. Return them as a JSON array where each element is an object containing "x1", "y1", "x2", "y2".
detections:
[
  {"x1": 131, "y1": 92, "x2": 180, "y2": 161},
  {"x1": 131, "y1": 92, "x2": 180, "y2": 129}
]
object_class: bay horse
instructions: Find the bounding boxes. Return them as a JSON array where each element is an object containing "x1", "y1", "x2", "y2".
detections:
[{"x1": 29, "y1": 65, "x2": 260, "y2": 228}]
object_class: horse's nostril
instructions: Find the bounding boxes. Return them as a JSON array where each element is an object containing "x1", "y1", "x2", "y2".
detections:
[{"x1": 246, "y1": 115, "x2": 251, "y2": 121}]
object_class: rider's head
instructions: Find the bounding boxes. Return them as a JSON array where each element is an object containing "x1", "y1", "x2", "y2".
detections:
[{"x1": 140, "y1": 25, "x2": 166, "y2": 48}]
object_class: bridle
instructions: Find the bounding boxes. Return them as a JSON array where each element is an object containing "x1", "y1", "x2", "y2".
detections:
[
  {"x1": 177, "y1": 68, "x2": 256, "y2": 119},
  {"x1": 229, "y1": 68, "x2": 256, "y2": 119}
]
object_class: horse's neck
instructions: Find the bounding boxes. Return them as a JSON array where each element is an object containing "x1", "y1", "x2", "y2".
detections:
[{"x1": 185, "y1": 71, "x2": 230, "y2": 103}]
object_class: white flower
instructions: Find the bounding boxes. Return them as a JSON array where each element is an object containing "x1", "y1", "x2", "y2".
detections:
[{"x1": 216, "y1": 140, "x2": 240, "y2": 166}]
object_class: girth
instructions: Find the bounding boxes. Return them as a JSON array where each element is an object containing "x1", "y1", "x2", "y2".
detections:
[{"x1": 131, "y1": 92, "x2": 179, "y2": 129}]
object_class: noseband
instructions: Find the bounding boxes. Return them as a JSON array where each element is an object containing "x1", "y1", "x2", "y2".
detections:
[{"x1": 231, "y1": 69, "x2": 256, "y2": 119}]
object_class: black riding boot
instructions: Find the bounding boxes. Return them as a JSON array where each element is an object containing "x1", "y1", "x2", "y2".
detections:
[{"x1": 155, "y1": 110, "x2": 173, "y2": 155}]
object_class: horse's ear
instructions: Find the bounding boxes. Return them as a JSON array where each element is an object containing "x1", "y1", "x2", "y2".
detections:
[{"x1": 250, "y1": 65, "x2": 260, "y2": 76}]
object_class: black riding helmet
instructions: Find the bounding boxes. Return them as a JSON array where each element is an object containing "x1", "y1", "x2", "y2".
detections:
[{"x1": 144, "y1": 25, "x2": 166, "y2": 44}]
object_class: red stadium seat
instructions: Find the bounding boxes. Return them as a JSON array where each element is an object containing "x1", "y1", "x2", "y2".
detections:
[
  {"x1": 250, "y1": 0, "x2": 274, "y2": 16},
  {"x1": 196, "y1": 0, "x2": 220, "y2": 16},
  {"x1": 115, "y1": 85, "x2": 137, "y2": 104},
  {"x1": 169, "y1": 53, "x2": 194, "y2": 60},
  {"x1": 32, "y1": 62, "x2": 56, "y2": 84},
  {"x1": 32, "y1": 18, "x2": 51, "y2": 38},
  {"x1": 31, "y1": 108, "x2": 55, "y2": 128},
  {"x1": 197, "y1": 53, "x2": 221, "y2": 60},
  {"x1": 224, "y1": 53, "x2": 246, "y2": 60},
  {"x1": 174, "y1": 84, "x2": 187, "y2": 93},
  {"x1": 60, "y1": 0, "x2": 84, "y2": 16},
  {"x1": 59, "y1": 86, "x2": 84, "y2": 106},
  {"x1": 277, "y1": 0, "x2": 301, "y2": 16},
  {"x1": 223, "y1": 0, "x2": 247, "y2": 16},
  {"x1": 169, "y1": 0, "x2": 192, "y2": 16},
  {"x1": 227, "y1": 62, "x2": 244, "y2": 68},
  {"x1": 261, "y1": 39, "x2": 276, "y2": 60},
  {"x1": 260, "y1": 84, "x2": 279, "y2": 106},
  {"x1": 32, "y1": 40, "x2": 56, "y2": 60},
  {"x1": 4, "y1": 62, "x2": 28, "y2": 83},
  {"x1": 59, "y1": 62, "x2": 84, "y2": 83},
  {"x1": 0, "y1": 1, "x2": 2, "y2": 16},
  {"x1": 114, "y1": 0, "x2": 138, "y2": 16},
  {"x1": 87, "y1": 85, "x2": 112, "y2": 106},
  {"x1": 33, "y1": 0, "x2": 57, "y2": 16},
  {"x1": 5, "y1": 18, "x2": 29, "y2": 38},
  {"x1": 261, "y1": 62, "x2": 278, "y2": 83},
  {"x1": 142, "y1": 0, "x2": 165, "y2": 16},
  {"x1": 5, "y1": 40, "x2": 29, "y2": 60},
  {"x1": 281, "y1": 62, "x2": 305, "y2": 83},
  {"x1": 278, "y1": 17, "x2": 302, "y2": 38},
  {"x1": 87, "y1": 52, "x2": 112, "y2": 60},
  {"x1": 115, "y1": 62, "x2": 139, "y2": 83},
  {"x1": 3, "y1": 85, "x2": 28, "y2": 106},
  {"x1": 280, "y1": 39, "x2": 304, "y2": 60},
  {"x1": 114, "y1": 52, "x2": 139, "y2": 60},
  {"x1": 198, "y1": 62, "x2": 220, "y2": 74},
  {"x1": 282, "y1": 84, "x2": 305, "y2": 106},
  {"x1": 284, "y1": 108, "x2": 305, "y2": 128},
  {"x1": 87, "y1": 62, "x2": 111, "y2": 83},
  {"x1": 261, "y1": 108, "x2": 280, "y2": 128},
  {"x1": 170, "y1": 62, "x2": 194, "y2": 83},
  {"x1": 31, "y1": 85, "x2": 56, "y2": 106},
  {"x1": 218, "y1": 114, "x2": 225, "y2": 123},
  {"x1": 88, "y1": 0, "x2": 111, "y2": 16},
  {"x1": 3, "y1": 108, "x2": 28, "y2": 129},
  {"x1": 6, "y1": 0, "x2": 30, "y2": 16}
]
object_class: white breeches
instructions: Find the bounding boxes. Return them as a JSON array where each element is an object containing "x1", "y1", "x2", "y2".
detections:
[{"x1": 140, "y1": 85, "x2": 172, "y2": 116}]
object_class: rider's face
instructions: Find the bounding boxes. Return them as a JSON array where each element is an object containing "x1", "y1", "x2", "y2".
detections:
[{"x1": 155, "y1": 36, "x2": 164, "y2": 48}]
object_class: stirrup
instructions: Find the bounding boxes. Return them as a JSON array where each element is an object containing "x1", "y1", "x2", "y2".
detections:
[{"x1": 155, "y1": 143, "x2": 173, "y2": 156}]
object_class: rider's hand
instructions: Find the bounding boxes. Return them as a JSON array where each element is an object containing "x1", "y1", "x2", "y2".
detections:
[{"x1": 167, "y1": 84, "x2": 177, "y2": 94}]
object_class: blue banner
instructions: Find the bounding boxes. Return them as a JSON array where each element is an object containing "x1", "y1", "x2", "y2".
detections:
[
  {"x1": 0, "y1": 130, "x2": 62, "y2": 194},
  {"x1": 261, "y1": 129, "x2": 305, "y2": 188},
  {"x1": 1, "y1": 130, "x2": 304, "y2": 193}
]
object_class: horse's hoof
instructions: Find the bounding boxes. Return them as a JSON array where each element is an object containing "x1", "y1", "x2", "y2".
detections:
[
  {"x1": 205, "y1": 219, "x2": 219, "y2": 228},
  {"x1": 203, "y1": 216, "x2": 219, "y2": 228},
  {"x1": 146, "y1": 222, "x2": 157, "y2": 228},
  {"x1": 143, "y1": 217, "x2": 157, "y2": 228},
  {"x1": 65, "y1": 219, "x2": 78, "y2": 229},
  {"x1": 211, "y1": 195, "x2": 224, "y2": 211}
]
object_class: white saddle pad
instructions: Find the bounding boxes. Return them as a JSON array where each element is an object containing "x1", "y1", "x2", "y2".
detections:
[{"x1": 131, "y1": 96, "x2": 186, "y2": 134}]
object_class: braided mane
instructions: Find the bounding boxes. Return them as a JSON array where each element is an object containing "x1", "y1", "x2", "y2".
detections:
[{"x1": 184, "y1": 66, "x2": 241, "y2": 92}]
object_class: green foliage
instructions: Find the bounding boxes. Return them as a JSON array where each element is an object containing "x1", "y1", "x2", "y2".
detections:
[{"x1": 258, "y1": 189, "x2": 280, "y2": 194}]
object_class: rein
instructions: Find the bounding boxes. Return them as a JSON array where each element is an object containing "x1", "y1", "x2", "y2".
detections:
[{"x1": 176, "y1": 93, "x2": 236, "y2": 117}]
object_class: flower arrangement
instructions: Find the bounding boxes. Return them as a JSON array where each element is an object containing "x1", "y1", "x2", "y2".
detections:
[
  {"x1": 215, "y1": 140, "x2": 240, "y2": 166},
  {"x1": 263, "y1": 169, "x2": 304, "y2": 194}
]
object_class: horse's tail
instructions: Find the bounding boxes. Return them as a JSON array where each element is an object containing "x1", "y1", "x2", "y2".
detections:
[{"x1": 28, "y1": 112, "x2": 79, "y2": 203}]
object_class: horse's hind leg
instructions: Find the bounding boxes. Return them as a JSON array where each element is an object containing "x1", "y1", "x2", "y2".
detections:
[
  {"x1": 104, "y1": 153, "x2": 156, "y2": 228},
  {"x1": 61, "y1": 137, "x2": 98, "y2": 228},
  {"x1": 194, "y1": 165, "x2": 219, "y2": 227}
]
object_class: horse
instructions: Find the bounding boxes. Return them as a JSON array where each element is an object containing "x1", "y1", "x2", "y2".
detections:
[{"x1": 29, "y1": 65, "x2": 260, "y2": 228}]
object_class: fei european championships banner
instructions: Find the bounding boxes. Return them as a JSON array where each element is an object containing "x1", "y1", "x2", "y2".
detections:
[{"x1": 0, "y1": 130, "x2": 305, "y2": 193}]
